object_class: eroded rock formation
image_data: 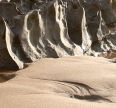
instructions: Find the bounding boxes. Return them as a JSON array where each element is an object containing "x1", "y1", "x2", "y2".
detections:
[{"x1": 0, "y1": 0, "x2": 116, "y2": 69}]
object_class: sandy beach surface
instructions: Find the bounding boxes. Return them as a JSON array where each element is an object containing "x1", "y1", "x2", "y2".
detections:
[{"x1": 0, "y1": 56, "x2": 116, "y2": 108}]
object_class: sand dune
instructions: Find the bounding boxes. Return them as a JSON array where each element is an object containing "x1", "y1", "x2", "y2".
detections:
[{"x1": 0, "y1": 56, "x2": 116, "y2": 108}]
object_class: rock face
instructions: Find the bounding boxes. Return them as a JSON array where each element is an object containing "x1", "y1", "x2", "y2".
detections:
[{"x1": 0, "y1": 0, "x2": 116, "y2": 69}]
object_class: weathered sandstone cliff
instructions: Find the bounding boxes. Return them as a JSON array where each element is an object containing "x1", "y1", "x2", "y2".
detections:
[{"x1": 0, "y1": 0, "x2": 116, "y2": 69}]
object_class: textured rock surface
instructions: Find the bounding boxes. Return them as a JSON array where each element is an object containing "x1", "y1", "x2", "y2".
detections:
[{"x1": 0, "y1": 0, "x2": 116, "y2": 69}]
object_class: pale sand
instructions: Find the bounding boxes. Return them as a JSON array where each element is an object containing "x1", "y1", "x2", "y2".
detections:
[{"x1": 0, "y1": 56, "x2": 116, "y2": 108}]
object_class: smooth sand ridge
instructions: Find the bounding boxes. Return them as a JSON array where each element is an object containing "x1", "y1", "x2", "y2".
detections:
[{"x1": 0, "y1": 56, "x2": 116, "y2": 108}]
